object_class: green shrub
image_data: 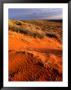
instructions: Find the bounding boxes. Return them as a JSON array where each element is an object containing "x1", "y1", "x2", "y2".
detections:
[{"x1": 15, "y1": 21, "x2": 22, "y2": 25}]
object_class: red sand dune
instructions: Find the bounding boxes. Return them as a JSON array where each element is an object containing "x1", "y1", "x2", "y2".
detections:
[{"x1": 9, "y1": 20, "x2": 62, "y2": 81}]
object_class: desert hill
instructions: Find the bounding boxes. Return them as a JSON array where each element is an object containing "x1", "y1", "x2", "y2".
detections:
[{"x1": 8, "y1": 19, "x2": 62, "y2": 81}]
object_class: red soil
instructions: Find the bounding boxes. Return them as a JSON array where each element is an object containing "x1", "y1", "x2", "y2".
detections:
[{"x1": 9, "y1": 30, "x2": 62, "y2": 81}]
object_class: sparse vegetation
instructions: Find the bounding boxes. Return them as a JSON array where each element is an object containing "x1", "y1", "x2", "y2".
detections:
[
  {"x1": 9, "y1": 22, "x2": 45, "y2": 39},
  {"x1": 9, "y1": 19, "x2": 62, "y2": 42},
  {"x1": 15, "y1": 21, "x2": 22, "y2": 25}
]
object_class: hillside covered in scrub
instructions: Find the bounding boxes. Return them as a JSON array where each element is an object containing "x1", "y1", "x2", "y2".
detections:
[{"x1": 8, "y1": 19, "x2": 62, "y2": 81}]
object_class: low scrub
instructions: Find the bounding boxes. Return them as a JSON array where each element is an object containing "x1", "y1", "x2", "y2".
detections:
[{"x1": 9, "y1": 25, "x2": 45, "y2": 39}]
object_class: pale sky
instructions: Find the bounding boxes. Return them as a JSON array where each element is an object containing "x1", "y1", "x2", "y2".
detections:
[{"x1": 9, "y1": 8, "x2": 62, "y2": 20}]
